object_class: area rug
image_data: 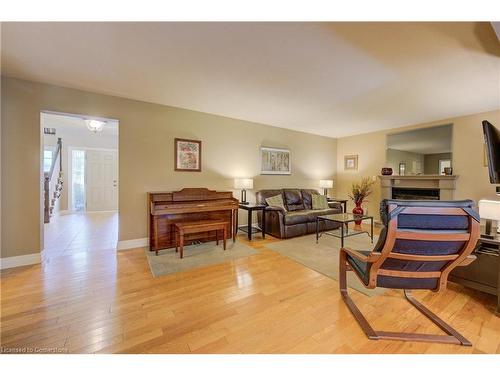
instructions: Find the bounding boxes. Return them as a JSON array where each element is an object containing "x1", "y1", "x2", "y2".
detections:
[
  {"x1": 265, "y1": 232, "x2": 385, "y2": 296},
  {"x1": 145, "y1": 241, "x2": 259, "y2": 277}
]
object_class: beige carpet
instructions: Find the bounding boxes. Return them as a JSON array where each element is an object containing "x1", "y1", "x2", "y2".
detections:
[
  {"x1": 146, "y1": 241, "x2": 259, "y2": 277},
  {"x1": 265, "y1": 232, "x2": 385, "y2": 296}
]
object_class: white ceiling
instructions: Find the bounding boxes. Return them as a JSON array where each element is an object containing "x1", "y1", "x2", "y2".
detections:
[
  {"x1": 387, "y1": 124, "x2": 453, "y2": 154},
  {"x1": 42, "y1": 112, "x2": 119, "y2": 138},
  {"x1": 2, "y1": 22, "x2": 499, "y2": 138}
]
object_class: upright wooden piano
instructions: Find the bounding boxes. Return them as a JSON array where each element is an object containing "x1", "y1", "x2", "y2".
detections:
[{"x1": 148, "y1": 188, "x2": 239, "y2": 253}]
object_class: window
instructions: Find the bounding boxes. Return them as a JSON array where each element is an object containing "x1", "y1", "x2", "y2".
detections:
[
  {"x1": 43, "y1": 149, "x2": 54, "y2": 173},
  {"x1": 439, "y1": 159, "x2": 451, "y2": 175},
  {"x1": 72, "y1": 149, "x2": 86, "y2": 211}
]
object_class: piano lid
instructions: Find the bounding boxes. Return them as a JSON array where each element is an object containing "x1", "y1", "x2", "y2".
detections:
[{"x1": 150, "y1": 188, "x2": 235, "y2": 202}]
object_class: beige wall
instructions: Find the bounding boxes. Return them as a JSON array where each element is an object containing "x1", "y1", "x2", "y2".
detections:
[
  {"x1": 337, "y1": 110, "x2": 500, "y2": 219},
  {"x1": 1, "y1": 77, "x2": 337, "y2": 258}
]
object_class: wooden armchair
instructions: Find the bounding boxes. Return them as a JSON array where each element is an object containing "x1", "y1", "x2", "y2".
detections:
[{"x1": 339, "y1": 199, "x2": 480, "y2": 346}]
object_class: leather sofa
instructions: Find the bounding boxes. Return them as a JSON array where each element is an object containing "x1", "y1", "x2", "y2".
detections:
[{"x1": 256, "y1": 188, "x2": 343, "y2": 239}]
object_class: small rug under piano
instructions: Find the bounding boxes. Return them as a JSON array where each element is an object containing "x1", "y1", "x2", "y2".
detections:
[{"x1": 145, "y1": 241, "x2": 259, "y2": 277}]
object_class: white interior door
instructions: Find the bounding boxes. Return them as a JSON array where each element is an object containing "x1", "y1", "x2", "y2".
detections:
[{"x1": 86, "y1": 150, "x2": 118, "y2": 211}]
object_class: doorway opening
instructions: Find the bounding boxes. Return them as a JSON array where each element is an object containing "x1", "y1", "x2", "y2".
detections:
[{"x1": 41, "y1": 111, "x2": 119, "y2": 259}]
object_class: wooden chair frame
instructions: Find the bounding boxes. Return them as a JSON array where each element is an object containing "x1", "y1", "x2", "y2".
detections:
[{"x1": 339, "y1": 203, "x2": 480, "y2": 346}]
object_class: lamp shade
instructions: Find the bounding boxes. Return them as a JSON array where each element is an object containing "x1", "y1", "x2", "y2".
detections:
[
  {"x1": 319, "y1": 179, "x2": 334, "y2": 189},
  {"x1": 234, "y1": 178, "x2": 253, "y2": 189},
  {"x1": 479, "y1": 200, "x2": 500, "y2": 220}
]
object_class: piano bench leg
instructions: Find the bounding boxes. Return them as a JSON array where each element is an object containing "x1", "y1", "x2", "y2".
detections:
[
  {"x1": 180, "y1": 232, "x2": 184, "y2": 259},
  {"x1": 216, "y1": 229, "x2": 219, "y2": 246}
]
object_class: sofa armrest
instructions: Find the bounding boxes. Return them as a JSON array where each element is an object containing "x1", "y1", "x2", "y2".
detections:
[
  {"x1": 265, "y1": 205, "x2": 286, "y2": 215},
  {"x1": 328, "y1": 202, "x2": 342, "y2": 211}
]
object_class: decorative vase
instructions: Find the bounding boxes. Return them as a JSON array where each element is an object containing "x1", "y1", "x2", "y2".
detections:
[
  {"x1": 381, "y1": 167, "x2": 393, "y2": 176},
  {"x1": 352, "y1": 201, "x2": 364, "y2": 225}
]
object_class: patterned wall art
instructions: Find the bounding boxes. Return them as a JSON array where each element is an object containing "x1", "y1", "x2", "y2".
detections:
[
  {"x1": 175, "y1": 138, "x2": 202, "y2": 172},
  {"x1": 260, "y1": 147, "x2": 291, "y2": 175}
]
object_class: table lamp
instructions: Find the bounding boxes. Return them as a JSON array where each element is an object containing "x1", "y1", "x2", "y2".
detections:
[
  {"x1": 234, "y1": 178, "x2": 253, "y2": 205},
  {"x1": 478, "y1": 199, "x2": 500, "y2": 239},
  {"x1": 319, "y1": 180, "x2": 334, "y2": 197}
]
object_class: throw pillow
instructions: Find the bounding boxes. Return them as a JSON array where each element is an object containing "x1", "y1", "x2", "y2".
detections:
[
  {"x1": 265, "y1": 194, "x2": 287, "y2": 211},
  {"x1": 312, "y1": 194, "x2": 329, "y2": 210}
]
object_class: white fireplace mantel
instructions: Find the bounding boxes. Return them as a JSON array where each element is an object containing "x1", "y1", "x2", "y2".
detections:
[{"x1": 378, "y1": 175, "x2": 459, "y2": 200}]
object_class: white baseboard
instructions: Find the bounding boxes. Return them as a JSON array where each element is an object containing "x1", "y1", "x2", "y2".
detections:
[
  {"x1": 0, "y1": 252, "x2": 42, "y2": 270},
  {"x1": 117, "y1": 237, "x2": 149, "y2": 251}
]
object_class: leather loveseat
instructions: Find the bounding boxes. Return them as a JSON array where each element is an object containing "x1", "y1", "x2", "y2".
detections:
[{"x1": 256, "y1": 189, "x2": 343, "y2": 239}]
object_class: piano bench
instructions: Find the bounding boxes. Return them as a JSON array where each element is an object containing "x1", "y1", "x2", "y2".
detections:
[{"x1": 170, "y1": 220, "x2": 229, "y2": 258}]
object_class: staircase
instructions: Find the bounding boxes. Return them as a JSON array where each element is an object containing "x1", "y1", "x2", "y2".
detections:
[{"x1": 44, "y1": 138, "x2": 63, "y2": 223}]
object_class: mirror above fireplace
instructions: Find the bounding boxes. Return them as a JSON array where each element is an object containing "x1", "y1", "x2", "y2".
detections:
[{"x1": 386, "y1": 124, "x2": 453, "y2": 176}]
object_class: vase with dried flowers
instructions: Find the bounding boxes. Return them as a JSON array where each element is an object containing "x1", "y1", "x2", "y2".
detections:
[{"x1": 348, "y1": 177, "x2": 375, "y2": 225}]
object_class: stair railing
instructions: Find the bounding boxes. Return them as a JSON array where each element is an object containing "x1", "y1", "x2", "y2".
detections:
[{"x1": 44, "y1": 138, "x2": 63, "y2": 223}]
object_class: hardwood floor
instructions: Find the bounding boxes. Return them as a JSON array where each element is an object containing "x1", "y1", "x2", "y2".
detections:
[{"x1": 1, "y1": 213, "x2": 499, "y2": 354}]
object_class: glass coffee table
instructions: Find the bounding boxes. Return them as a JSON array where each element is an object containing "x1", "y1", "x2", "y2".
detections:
[{"x1": 316, "y1": 213, "x2": 373, "y2": 247}]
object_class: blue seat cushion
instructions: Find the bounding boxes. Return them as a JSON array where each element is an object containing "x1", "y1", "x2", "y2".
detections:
[{"x1": 346, "y1": 249, "x2": 440, "y2": 290}]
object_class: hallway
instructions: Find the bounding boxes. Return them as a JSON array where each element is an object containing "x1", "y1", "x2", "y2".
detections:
[{"x1": 43, "y1": 212, "x2": 118, "y2": 260}]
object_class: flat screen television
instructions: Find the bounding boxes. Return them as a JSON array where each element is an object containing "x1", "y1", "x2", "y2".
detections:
[{"x1": 482, "y1": 120, "x2": 500, "y2": 184}]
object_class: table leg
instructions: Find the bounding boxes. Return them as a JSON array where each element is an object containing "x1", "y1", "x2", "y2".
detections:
[
  {"x1": 154, "y1": 216, "x2": 159, "y2": 255},
  {"x1": 341, "y1": 222, "x2": 344, "y2": 248},
  {"x1": 261, "y1": 208, "x2": 266, "y2": 239},
  {"x1": 175, "y1": 228, "x2": 178, "y2": 253},
  {"x1": 223, "y1": 227, "x2": 227, "y2": 250},
  {"x1": 216, "y1": 229, "x2": 219, "y2": 246},
  {"x1": 180, "y1": 231, "x2": 184, "y2": 259},
  {"x1": 247, "y1": 209, "x2": 252, "y2": 241},
  {"x1": 343, "y1": 202, "x2": 347, "y2": 213},
  {"x1": 233, "y1": 209, "x2": 237, "y2": 243}
]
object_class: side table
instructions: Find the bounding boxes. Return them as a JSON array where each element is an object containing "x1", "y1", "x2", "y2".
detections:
[
  {"x1": 237, "y1": 203, "x2": 266, "y2": 241},
  {"x1": 327, "y1": 198, "x2": 348, "y2": 213}
]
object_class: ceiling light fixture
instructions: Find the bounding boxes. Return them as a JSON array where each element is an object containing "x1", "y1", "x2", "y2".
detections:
[{"x1": 85, "y1": 119, "x2": 106, "y2": 133}]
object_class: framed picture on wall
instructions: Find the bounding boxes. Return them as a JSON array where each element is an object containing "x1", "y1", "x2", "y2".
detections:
[
  {"x1": 344, "y1": 155, "x2": 358, "y2": 171},
  {"x1": 260, "y1": 147, "x2": 291, "y2": 175},
  {"x1": 174, "y1": 138, "x2": 202, "y2": 172}
]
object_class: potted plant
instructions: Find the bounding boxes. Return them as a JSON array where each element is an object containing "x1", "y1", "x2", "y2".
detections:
[{"x1": 348, "y1": 177, "x2": 375, "y2": 225}]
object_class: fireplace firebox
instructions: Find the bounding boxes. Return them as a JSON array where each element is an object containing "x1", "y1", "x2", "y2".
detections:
[{"x1": 392, "y1": 187, "x2": 440, "y2": 200}]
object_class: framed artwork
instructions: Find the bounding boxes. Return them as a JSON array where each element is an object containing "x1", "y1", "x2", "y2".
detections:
[
  {"x1": 344, "y1": 155, "x2": 358, "y2": 171},
  {"x1": 260, "y1": 147, "x2": 291, "y2": 175},
  {"x1": 174, "y1": 138, "x2": 202, "y2": 172}
]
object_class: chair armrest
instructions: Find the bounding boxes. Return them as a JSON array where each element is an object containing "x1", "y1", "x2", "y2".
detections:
[
  {"x1": 341, "y1": 247, "x2": 381, "y2": 263},
  {"x1": 457, "y1": 254, "x2": 476, "y2": 267}
]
